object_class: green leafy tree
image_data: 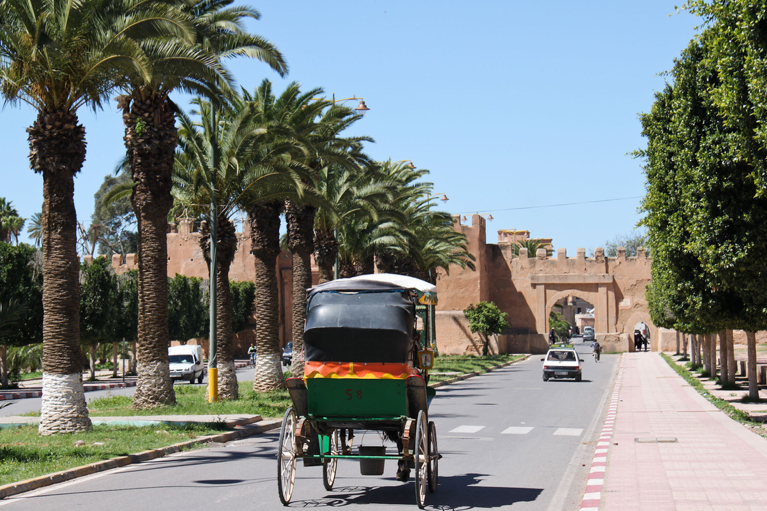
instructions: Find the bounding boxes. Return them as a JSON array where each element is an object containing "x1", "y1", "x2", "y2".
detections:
[
  {"x1": 605, "y1": 230, "x2": 649, "y2": 258},
  {"x1": 463, "y1": 301, "x2": 510, "y2": 356},
  {"x1": 230, "y1": 280, "x2": 256, "y2": 335},
  {"x1": 92, "y1": 172, "x2": 137, "y2": 257},
  {"x1": 167, "y1": 274, "x2": 209, "y2": 345},
  {"x1": 638, "y1": 22, "x2": 767, "y2": 399},
  {"x1": 549, "y1": 309, "x2": 571, "y2": 342},
  {"x1": 0, "y1": 244, "x2": 43, "y2": 387},
  {"x1": 80, "y1": 258, "x2": 119, "y2": 380}
]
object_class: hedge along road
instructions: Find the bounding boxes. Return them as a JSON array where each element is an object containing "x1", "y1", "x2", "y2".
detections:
[{"x1": 0, "y1": 344, "x2": 618, "y2": 510}]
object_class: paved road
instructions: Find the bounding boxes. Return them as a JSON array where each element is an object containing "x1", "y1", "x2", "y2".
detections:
[
  {"x1": 0, "y1": 363, "x2": 281, "y2": 417},
  {"x1": 0, "y1": 347, "x2": 617, "y2": 510}
]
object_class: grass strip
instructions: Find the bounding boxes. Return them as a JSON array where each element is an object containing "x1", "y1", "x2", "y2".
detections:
[
  {"x1": 0, "y1": 422, "x2": 227, "y2": 486},
  {"x1": 429, "y1": 354, "x2": 524, "y2": 383},
  {"x1": 85, "y1": 381, "x2": 291, "y2": 418},
  {"x1": 660, "y1": 353, "x2": 760, "y2": 429}
]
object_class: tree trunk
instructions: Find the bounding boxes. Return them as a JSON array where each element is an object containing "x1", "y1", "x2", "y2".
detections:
[
  {"x1": 249, "y1": 202, "x2": 285, "y2": 392},
  {"x1": 692, "y1": 334, "x2": 699, "y2": 368},
  {"x1": 201, "y1": 218, "x2": 239, "y2": 400},
  {"x1": 702, "y1": 334, "x2": 710, "y2": 375},
  {"x1": 711, "y1": 333, "x2": 718, "y2": 381},
  {"x1": 88, "y1": 344, "x2": 96, "y2": 381},
  {"x1": 354, "y1": 255, "x2": 375, "y2": 276},
  {"x1": 0, "y1": 346, "x2": 8, "y2": 388},
  {"x1": 719, "y1": 330, "x2": 729, "y2": 385},
  {"x1": 682, "y1": 332, "x2": 688, "y2": 359},
  {"x1": 726, "y1": 330, "x2": 736, "y2": 384},
  {"x1": 314, "y1": 227, "x2": 337, "y2": 284},
  {"x1": 675, "y1": 330, "x2": 680, "y2": 355},
  {"x1": 29, "y1": 109, "x2": 92, "y2": 435},
  {"x1": 338, "y1": 260, "x2": 355, "y2": 279},
  {"x1": 747, "y1": 331, "x2": 759, "y2": 401},
  {"x1": 112, "y1": 342, "x2": 118, "y2": 378},
  {"x1": 124, "y1": 90, "x2": 177, "y2": 409},
  {"x1": 285, "y1": 200, "x2": 314, "y2": 378}
]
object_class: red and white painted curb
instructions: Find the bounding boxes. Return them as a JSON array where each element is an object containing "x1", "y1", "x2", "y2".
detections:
[{"x1": 581, "y1": 373, "x2": 622, "y2": 511}]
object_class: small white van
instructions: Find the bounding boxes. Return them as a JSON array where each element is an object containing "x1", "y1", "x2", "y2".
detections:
[{"x1": 168, "y1": 345, "x2": 204, "y2": 384}]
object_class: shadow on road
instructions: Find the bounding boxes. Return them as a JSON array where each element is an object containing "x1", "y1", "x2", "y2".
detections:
[{"x1": 293, "y1": 473, "x2": 542, "y2": 509}]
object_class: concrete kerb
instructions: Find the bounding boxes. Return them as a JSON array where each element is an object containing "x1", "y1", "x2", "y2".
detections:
[
  {"x1": 0, "y1": 356, "x2": 527, "y2": 500},
  {"x1": 0, "y1": 419, "x2": 281, "y2": 500}
]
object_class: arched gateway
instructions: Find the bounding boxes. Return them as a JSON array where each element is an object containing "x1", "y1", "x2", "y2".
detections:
[{"x1": 433, "y1": 215, "x2": 657, "y2": 355}]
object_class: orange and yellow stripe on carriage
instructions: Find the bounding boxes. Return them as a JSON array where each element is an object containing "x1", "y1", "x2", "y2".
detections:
[{"x1": 304, "y1": 361, "x2": 415, "y2": 380}]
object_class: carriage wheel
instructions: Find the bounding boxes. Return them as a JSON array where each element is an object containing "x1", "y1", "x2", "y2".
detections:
[
  {"x1": 414, "y1": 410, "x2": 427, "y2": 509},
  {"x1": 322, "y1": 429, "x2": 339, "y2": 491},
  {"x1": 427, "y1": 421, "x2": 438, "y2": 493},
  {"x1": 277, "y1": 407, "x2": 297, "y2": 505}
]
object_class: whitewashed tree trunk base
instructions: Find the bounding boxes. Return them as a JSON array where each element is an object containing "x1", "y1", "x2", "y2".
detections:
[
  {"x1": 39, "y1": 373, "x2": 92, "y2": 435},
  {"x1": 253, "y1": 352, "x2": 285, "y2": 392},
  {"x1": 217, "y1": 360, "x2": 239, "y2": 400},
  {"x1": 133, "y1": 360, "x2": 175, "y2": 409}
]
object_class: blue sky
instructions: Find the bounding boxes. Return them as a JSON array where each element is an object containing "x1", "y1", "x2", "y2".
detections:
[{"x1": 0, "y1": 1, "x2": 701, "y2": 254}]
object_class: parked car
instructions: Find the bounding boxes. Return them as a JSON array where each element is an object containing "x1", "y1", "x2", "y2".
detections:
[
  {"x1": 281, "y1": 341, "x2": 293, "y2": 365},
  {"x1": 542, "y1": 344, "x2": 582, "y2": 382},
  {"x1": 168, "y1": 345, "x2": 204, "y2": 384},
  {"x1": 583, "y1": 326, "x2": 595, "y2": 341}
]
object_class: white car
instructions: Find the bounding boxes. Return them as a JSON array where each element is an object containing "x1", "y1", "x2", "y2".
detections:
[
  {"x1": 582, "y1": 326, "x2": 595, "y2": 341},
  {"x1": 542, "y1": 344, "x2": 582, "y2": 382}
]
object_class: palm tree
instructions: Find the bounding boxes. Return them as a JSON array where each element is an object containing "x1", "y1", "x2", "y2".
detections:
[
  {"x1": 120, "y1": 0, "x2": 287, "y2": 408},
  {"x1": 512, "y1": 239, "x2": 552, "y2": 257},
  {"x1": 282, "y1": 93, "x2": 373, "y2": 376},
  {"x1": 238, "y1": 80, "x2": 319, "y2": 392},
  {"x1": 0, "y1": 199, "x2": 21, "y2": 243},
  {"x1": 374, "y1": 162, "x2": 474, "y2": 280},
  {"x1": 0, "y1": 0, "x2": 182, "y2": 434},
  {"x1": 26, "y1": 213, "x2": 43, "y2": 248},
  {"x1": 173, "y1": 95, "x2": 283, "y2": 399},
  {"x1": 5, "y1": 216, "x2": 25, "y2": 246}
]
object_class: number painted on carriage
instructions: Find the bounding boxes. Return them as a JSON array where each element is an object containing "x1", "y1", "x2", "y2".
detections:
[{"x1": 345, "y1": 389, "x2": 363, "y2": 400}]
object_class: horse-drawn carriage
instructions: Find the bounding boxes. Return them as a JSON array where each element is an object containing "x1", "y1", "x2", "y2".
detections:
[{"x1": 278, "y1": 274, "x2": 441, "y2": 508}]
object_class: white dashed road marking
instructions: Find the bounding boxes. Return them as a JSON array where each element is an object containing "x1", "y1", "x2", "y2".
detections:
[
  {"x1": 449, "y1": 425, "x2": 485, "y2": 434},
  {"x1": 501, "y1": 427, "x2": 534, "y2": 435},
  {"x1": 553, "y1": 428, "x2": 583, "y2": 436}
]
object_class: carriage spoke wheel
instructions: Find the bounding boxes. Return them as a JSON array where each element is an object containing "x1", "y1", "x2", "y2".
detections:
[
  {"x1": 277, "y1": 408, "x2": 297, "y2": 505},
  {"x1": 427, "y1": 421, "x2": 438, "y2": 493},
  {"x1": 414, "y1": 410, "x2": 428, "y2": 508},
  {"x1": 323, "y1": 429, "x2": 340, "y2": 491}
]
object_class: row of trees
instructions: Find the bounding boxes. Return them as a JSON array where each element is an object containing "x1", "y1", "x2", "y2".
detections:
[
  {"x1": 1, "y1": 0, "x2": 473, "y2": 433},
  {"x1": 639, "y1": 0, "x2": 767, "y2": 399},
  {"x1": 0, "y1": 245, "x2": 254, "y2": 385}
]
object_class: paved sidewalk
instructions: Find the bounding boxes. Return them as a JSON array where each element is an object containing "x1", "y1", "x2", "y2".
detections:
[{"x1": 592, "y1": 352, "x2": 767, "y2": 511}]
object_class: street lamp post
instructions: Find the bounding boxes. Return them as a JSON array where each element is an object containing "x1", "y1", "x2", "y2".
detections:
[{"x1": 322, "y1": 94, "x2": 370, "y2": 280}]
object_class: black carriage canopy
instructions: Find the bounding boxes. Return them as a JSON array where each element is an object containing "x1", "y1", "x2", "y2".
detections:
[{"x1": 304, "y1": 274, "x2": 437, "y2": 364}]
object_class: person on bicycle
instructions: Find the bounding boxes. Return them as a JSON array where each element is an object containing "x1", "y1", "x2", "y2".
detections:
[
  {"x1": 593, "y1": 340, "x2": 601, "y2": 361},
  {"x1": 248, "y1": 344, "x2": 257, "y2": 366}
]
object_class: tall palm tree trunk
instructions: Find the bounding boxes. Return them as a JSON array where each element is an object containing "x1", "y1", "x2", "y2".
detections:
[
  {"x1": 29, "y1": 110, "x2": 92, "y2": 434},
  {"x1": 353, "y1": 256, "x2": 375, "y2": 276},
  {"x1": 314, "y1": 227, "x2": 337, "y2": 284},
  {"x1": 285, "y1": 200, "x2": 314, "y2": 377},
  {"x1": 124, "y1": 91, "x2": 177, "y2": 408},
  {"x1": 338, "y1": 261, "x2": 356, "y2": 279},
  {"x1": 201, "y1": 218, "x2": 238, "y2": 399},
  {"x1": 249, "y1": 202, "x2": 285, "y2": 392}
]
